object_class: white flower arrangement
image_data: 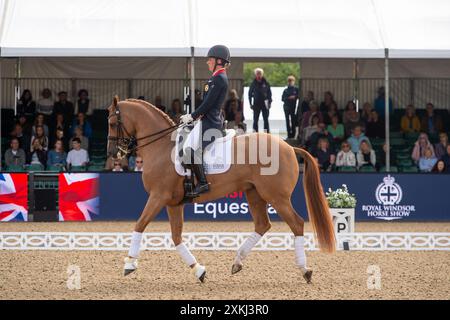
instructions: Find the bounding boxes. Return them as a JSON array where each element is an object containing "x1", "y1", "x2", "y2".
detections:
[{"x1": 325, "y1": 184, "x2": 357, "y2": 208}]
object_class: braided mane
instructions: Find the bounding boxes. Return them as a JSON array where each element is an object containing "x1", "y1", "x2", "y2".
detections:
[{"x1": 125, "y1": 98, "x2": 175, "y2": 126}]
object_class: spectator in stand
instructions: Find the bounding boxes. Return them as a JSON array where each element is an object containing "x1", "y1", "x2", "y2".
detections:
[
  {"x1": 224, "y1": 89, "x2": 243, "y2": 122},
  {"x1": 365, "y1": 110, "x2": 385, "y2": 139},
  {"x1": 70, "y1": 126, "x2": 89, "y2": 151},
  {"x1": 154, "y1": 96, "x2": 166, "y2": 112},
  {"x1": 17, "y1": 89, "x2": 36, "y2": 121},
  {"x1": 347, "y1": 125, "x2": 370, "y2": 153},
  {"x1": 75, "y1": 89, "x2": 90, "y2": 115},
  {"x1": 313, "y1": 137, "x2": 335, "y2": 172},
  {"x1": 226, "y1": 111, "x2": 247, "y2": 135},
  {"x1": 357, "y1": 140, "x2": 376, "y2": 169},
  {"x1": 323, "y1": 101, "x2": 339, "y2": 126},
  {"x1": 30, "y1": 125, "x2": 49, "y2": 152},
  {"x1": 53, "y1": 128, "x2": 69, "y2": 153},
  {"x1": 434, "y1": 132, "x2": 449, "y2": 159},
  {"x1": 36, "y1": 88, "x2": 54, "y2": 117},
  {"x1": 4, "y1": 138, "x2": 26, "y2": 168},
  {"x1": 112, "y1": 160, "x2": 124, "y2": 172},
  {"x1": 418, "y1": 147, "x2": 437, "y2": 172},
  {"x1": 319, "y1": 91, "x2": 336, "y2": 113},
  {"x1": 105, "y1": 156, "x2": 128, "y2": 171},
  {"x1": 53, "y1": 91, "x2": 74, "y2": 125},
  {"x1": 297, "y1": 90, "x2": 314, "y2": 119},
  {"x1": 47, "y1": 139, "x2": 67, "y2": 168},
  {"x1": 431, "y1": 160, "x2": 447, "y2": 173},
  {"x1": 439, "y1": 145, "x2": 450, "y2": 172},
  {"x1": 27, "y1": 138, "x2": 47, "y2": 167},
  {"x1": 17, "y1": 114, "x2": 32, "y2": 136},
  {"x1": 401, "y1": 104, "x2": 421, "y2": 134},
  {"x1": 335, "y1": 141, "x2": 356, "y2": 169},
  {"x1": 9, "y1": 123, "x2": 30, "y2": 153},
  {"x1": 66, "y1": 138, "x2": 89, "y2": 169},
  {"x1": 374, "y1": 86, "x2": 393, "y2": 119},
  {"x1": 343, "y1": 100, "x2": 362, "y2": 136},
  {"x1": 412, "y1": 133, "x2": 435, "y2": 163},
  {"x1": 301, "y1": 114, "x2": 320, "y2": 146},
  {"x1": 361, "y1": 102, "x2": 373, "y2": 125},
  {"x1": 281, "y1": 76, "x2": 299, "y2": 138},
  {"x1": 134, "y1": 156, "x2": 144, "y2": 172},
  {"x1": 71, "y1": 112, "x2": 92, "y2": 139},
  {"x1": 308, "y1": 121, "x2": 334, "y2": 155},
  {"x1": 32, "y1": 113, "x2": 49, "y2": 137},
  {"x1": 299, "y1": 100, "x2": 323, "y2": 139},
  {"x1": 249, "y1": 68, "x2": 272, "y2": 133},
  {"x1": 327, "y1": 114, "x2": 345, "y2": 146},
  {"x1": 51, "y1": 113, "x2": 68, "y2": 139},
  {"x1": 167, "y1": 99, "x2": 185, "y2": 123},
  {"x1": 420, "y1": 103, "x2": 443, "y2": 136}
]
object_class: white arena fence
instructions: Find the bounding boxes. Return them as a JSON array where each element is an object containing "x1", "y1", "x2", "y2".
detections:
[{"x1": 0, "y1": 232, "x2": 449, "y2": 251}]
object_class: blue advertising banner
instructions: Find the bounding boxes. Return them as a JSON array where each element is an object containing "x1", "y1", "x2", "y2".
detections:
[{"x1": 98, "y1": 173, "x2": 450, "y2": 222}]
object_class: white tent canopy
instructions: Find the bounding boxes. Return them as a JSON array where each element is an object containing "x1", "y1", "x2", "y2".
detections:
[{"x1": 1, "y1": 0, "x2": 449, "y2": 58}]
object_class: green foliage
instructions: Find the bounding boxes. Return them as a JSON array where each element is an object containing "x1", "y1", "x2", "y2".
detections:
[{"x1": 243, "y1": 62, "x2": 300, "y2": 87}]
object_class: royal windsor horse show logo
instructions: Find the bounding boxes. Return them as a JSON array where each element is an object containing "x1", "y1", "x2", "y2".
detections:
[{"x1": 362, "y1": 175, "x2": 415, "y2": 221}]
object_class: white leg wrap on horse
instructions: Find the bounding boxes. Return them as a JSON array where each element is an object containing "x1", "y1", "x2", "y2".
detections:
[
  {"x1": 128, "y1": 231, "x2": 143, "y2": 258},
  {"x1": 176, "y1": 243, "x2": 197, "y2": 267},
  {"x1": 295, "y1": 236, "x2": 307, "y2": 270},
  {"x1": 235, "y1": 232, "x2": 262, "y2": 263}
]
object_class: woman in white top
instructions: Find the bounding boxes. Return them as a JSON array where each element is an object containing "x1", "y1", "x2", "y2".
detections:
[
  {"x1": 357, "y1": 140, "x2": 376, "y2": 168},
  {"x1": 36, "y1": 88, "x2": 54, "y2": 115},
  {"x1": 335, "y1": 140, "x2": 356, "y2": 168}
]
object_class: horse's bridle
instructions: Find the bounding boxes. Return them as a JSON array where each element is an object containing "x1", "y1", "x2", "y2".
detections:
[{"x1": 107, "y1": 103, "x2": 183, "y2": 160}]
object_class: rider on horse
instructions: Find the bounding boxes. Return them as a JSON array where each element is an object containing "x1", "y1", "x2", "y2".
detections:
[{"x1": 180, "y1": 44, "x2": 230, "y2": 198}]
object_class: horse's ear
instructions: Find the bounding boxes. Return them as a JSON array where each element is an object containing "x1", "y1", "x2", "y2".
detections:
[{"x1": 113, "y1": 95, "x2": 120, "y2": 108}]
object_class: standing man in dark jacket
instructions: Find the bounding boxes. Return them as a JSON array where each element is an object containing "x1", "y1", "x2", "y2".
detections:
[
  {"x1": 249, "y1": 68, "x2": 272, "y2": 132},
  {"x1": 180, "y1": 45, "x2": 230, "y2": 197},
  {"x1": 282, "y1": 75, "x2": 299, "y2": 138}
]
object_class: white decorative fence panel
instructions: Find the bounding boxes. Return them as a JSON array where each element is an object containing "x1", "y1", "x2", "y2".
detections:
[{"x1": 0, "y1": 232, "x2": 448, "y2": 251}]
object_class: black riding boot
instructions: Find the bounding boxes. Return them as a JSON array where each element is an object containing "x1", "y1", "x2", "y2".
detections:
[{"x1": 186, "y1": 164, "x2": 209, "y2": 198}]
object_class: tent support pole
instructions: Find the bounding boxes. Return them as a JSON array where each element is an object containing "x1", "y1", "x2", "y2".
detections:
[
  {"x1": 14, "y1": 57, "x2": 21, "y2": 116},
  {"x1": 190, "y1": 47, "x2": 195, "y2": 113},
  {"x1": 353, "y1": 59, "x2": 359, "y2": 111},
  {"x1": 384, "y1": 48, "x2": 390, "y2": 171}
]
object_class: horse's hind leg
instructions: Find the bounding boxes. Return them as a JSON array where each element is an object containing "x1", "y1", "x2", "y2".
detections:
[
  {"x1": 232, "y1": 187, "x2": 271, "y2": 275},
  {"x1": 167, "y1": 205, "x2": 206, "y2": 283}
]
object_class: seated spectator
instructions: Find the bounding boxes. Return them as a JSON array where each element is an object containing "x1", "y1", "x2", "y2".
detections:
[
  {"x1": 226, "y1": 112, "x2": 247, "y2": 135},
  {"x1": 420, "y1": 103, "x2": 443, "y2": 136},
  {"x1": 412, "y1": 133, "x2": 435, "y2": 163},
  {"x1": 357, "y1": 141, "x2": 376, "y2": 169},
  {"x1": 10, "y1": 123, "x2": 30, "y2": 153},
  {"x1": 105, "y1": 156, "x2": 128, "y2": 171},
  {"x1": 335, "y1": 141, "x2": 356, "y2": 168},
  {"x1": 16, "y1": 89, "x2": 36, "y2": 121},
  {"x1": 112, "y1": 160, "x2": 124, "y2": 172},
  {"x1": 224, "y1": 89, "x2": 243, "y2": 122},
  {"x1": 47, "y1": 139, "x2": 67, "y2": 168},
  {"x1": 32, "y1": 113, "x2": 50, "y2": 137},
  {"x1": 343, "y1": 100, "x2": 362, "y2": 136},
  {"x1": 434, "y1": 132, "x2": 449, "y2": 159},
  {"x1": 30, "y1": 125, "x2": 49, "y2": 152},
  {"x1": 75, "y1": 89, "x2": 90, "y2": 115},
  {"x1": 297, "y1": 90, "x2": 314, "y2": 120},
  {"x1": 27, "y1": 138, "x2": 47, "y2": 167},
  {"x1": 134, "y1": 156, "x2": 144, "y2": 172},
  {"x1": 319, "y1": 91, "x2": 336, "y2": 113},
  {"x1": 431, "y1": 160, "x2": 447, "y2": 173},
  {"x1": 347, "y1": 125, "x2": 370, "y2": 153},
  {"x1": 401, "y1": 104, "x2": 421, "y2": 133},
  {"x1": 327, "y1": 115, "x2": 345, "y2": 145},
  {"x1": 308, "y1": 122, "x2": 334, "y2": 155},
  {"x1": 4, "y1": 138, "x2": 26, "y2": 168},
  {"x1": 301, "y1": 114, "x2": 320, "y2": 146},
  {"x1": 361, "y1": 102, "x2": 373, "y2": 125},
  {"x1": 70, "y1": 126, "x2": 89, "y2": 151},
  {"x1": 418, "y1": 147, "x2": 437, "y2": 172},
  {"x1": 52, "y1": 128, "x2": 70, "y2": 153},
  {"x1": 17, "y1": 114, "x2": 32, "y2": 136},
  {"x1": 167, "y1": 99, "x2": 185, "y2": 123},
  {"x1": 365, "y1": 110, "x2": 385, "y2": 139},
  {"x1": 36, "y1": 88, "x2": 54, "y2": 117},
  {"x1": 374, "y1": 86, "x2": 393, "y2": 119},
  {"x1": 154, "y1": 96, "x2": 166, "y2": 112},
  {"x1": 439, "y1": 145, "x2": 450, "y2": 173},
  {"x1": 313, "y1": 138, "x2": 335, "y2": 172},
  {"x1": 71, "y1": 112, "x2": 92, "y2": 139},
  {"x1": 66, "y1": 138, "x2": 89, "y2": 169},
  {"x1": 53, "y1": 91, "x2": 74, "y2": 125},
  {"x1": 299, "y1": 101, "x2": 323, "y2": 140},
  {"x1": 323, "y1": 102, "x2": 339, "y2": 126}
]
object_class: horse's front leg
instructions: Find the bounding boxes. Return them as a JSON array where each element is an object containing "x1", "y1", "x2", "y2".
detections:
[
  {"x1": 167, "y1": 204, "x2": 206, "y2": 283},
  {"x1": 123, "y1": 194, "x2": 166, "y2": 276}
]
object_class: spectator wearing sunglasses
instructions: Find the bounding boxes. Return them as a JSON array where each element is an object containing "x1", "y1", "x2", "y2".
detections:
[{"x1": 134, "y1": 156, "x2": 144, "y2": 172}]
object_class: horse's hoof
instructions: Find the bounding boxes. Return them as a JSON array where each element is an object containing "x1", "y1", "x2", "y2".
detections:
[
  {"x1": 198, "y1": 270, "x2": 206, "y2": 283},
  {"x1": 231, "y1": 263, "x2": 242, "y2": 275},
  {"x1": 302, "y1": 269, "x2": 313, "y2": 284},
  {"x1": 124, "y1": 268, "x2": 136, "y2": 276}
]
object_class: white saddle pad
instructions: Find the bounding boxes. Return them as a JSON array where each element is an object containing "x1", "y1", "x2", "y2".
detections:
[{"x1": 175, "y1": 127, "x2": 236, "y2": 176}]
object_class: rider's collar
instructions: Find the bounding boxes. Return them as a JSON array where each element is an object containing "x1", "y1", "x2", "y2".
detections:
[{"x1": 213, "y1": 68, "x2": 226, "y2": 76}]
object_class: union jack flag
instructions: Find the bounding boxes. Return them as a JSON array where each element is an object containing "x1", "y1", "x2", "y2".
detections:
[
  {"x1": 58, "y1": 173, "x2": 99, "y2": 221},
  {"x1": 0, "y1": 173, "x2": 28, "y2": 221}
]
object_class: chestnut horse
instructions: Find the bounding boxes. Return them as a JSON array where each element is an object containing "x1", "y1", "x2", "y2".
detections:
[{"x1": 107, "y1": 97, "x2": 335, "y2": 283}]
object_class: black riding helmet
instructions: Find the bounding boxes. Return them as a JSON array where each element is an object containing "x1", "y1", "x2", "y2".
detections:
[{"x1": 207, "y1": 45, "x2": 231, "y2": 65}]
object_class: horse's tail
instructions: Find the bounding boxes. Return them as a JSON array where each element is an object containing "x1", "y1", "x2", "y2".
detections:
[{"x1": 293, "y1": 147, "x2": 336, "y2": 253}]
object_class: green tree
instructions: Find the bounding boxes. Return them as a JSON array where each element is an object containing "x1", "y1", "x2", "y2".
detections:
[{"x1": 243, "y1": 62, "x2": 300, "y2": 87}]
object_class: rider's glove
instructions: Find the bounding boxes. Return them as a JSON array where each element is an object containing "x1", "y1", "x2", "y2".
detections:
[{"x1": 180, "y1": 114, "x2": 194, "y2": 124}]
